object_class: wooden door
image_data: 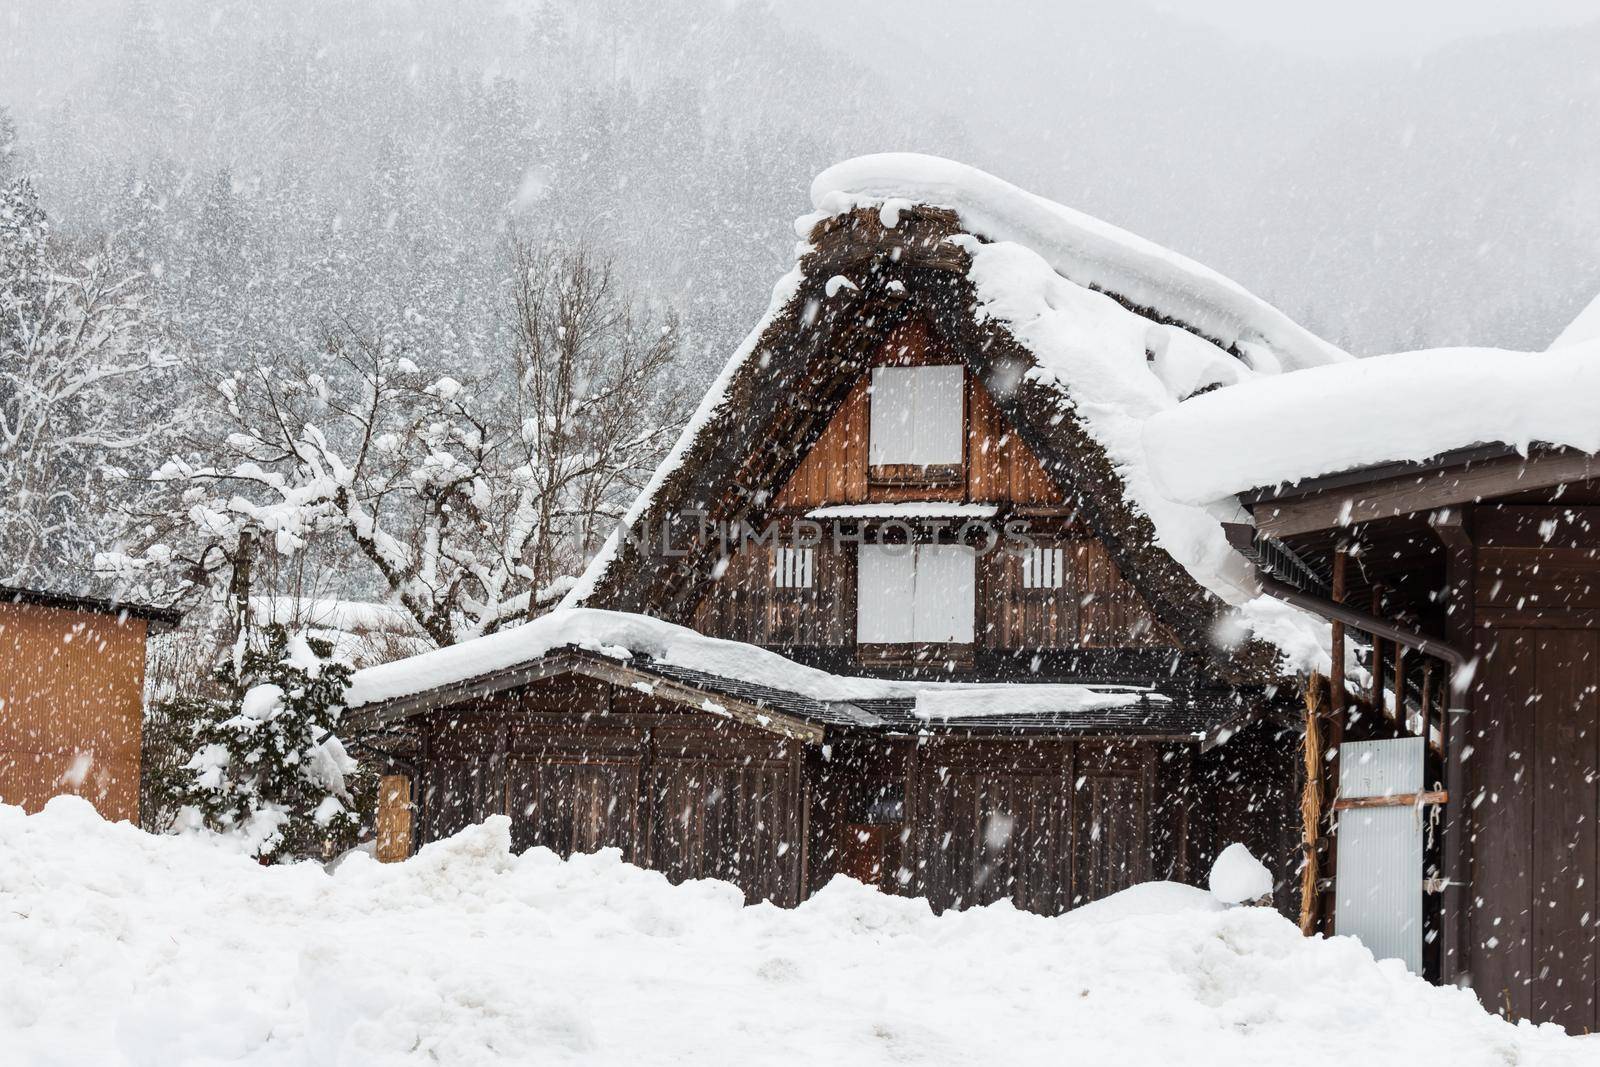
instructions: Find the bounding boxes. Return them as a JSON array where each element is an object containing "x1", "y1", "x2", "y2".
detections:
[
  {"x1": 505, "y1": 756, "x2": 641, "y2": 859},
  {"x1": 1472, "y1": 627, "x2": 1600, "y2": 1030},
  {"x1": 1074, "y1": 773, "x2": 1145, "y2": 906},
  {"x1": 912, "y1": 768, "x2": 1079, "y2": 915},
  {"x1": 646, "y1": 755, "x2": 806, "y2": 905}
]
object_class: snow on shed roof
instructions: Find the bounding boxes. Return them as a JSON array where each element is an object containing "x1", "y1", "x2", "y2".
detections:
[
  {"x1": 1141, "y1": 340, "x2": 1600, "y2": 505},
  {"x1": 347, "y1": 607, "x2": 1177, "y2": 728},
  {"x1": 807, "y1": 154, "x2": 1351, "y2": 374}
]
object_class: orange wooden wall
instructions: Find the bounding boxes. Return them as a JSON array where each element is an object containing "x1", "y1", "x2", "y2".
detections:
[{"x1": 0, "y1": 602, "x2": 148, "y2": 821}]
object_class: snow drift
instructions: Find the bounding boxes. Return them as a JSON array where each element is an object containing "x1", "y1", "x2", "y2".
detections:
[{"x1": 1, "y1": 798, "x2": 1589, "y2": 1066}]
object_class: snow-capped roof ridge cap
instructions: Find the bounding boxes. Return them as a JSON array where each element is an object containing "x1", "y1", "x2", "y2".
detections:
[
  {"x1": 808, "y1": 153, "x2": 1350, "y2": 374},
  {"x1": 1549, "y1": 288, "x2": 1600, "y2": 350}
]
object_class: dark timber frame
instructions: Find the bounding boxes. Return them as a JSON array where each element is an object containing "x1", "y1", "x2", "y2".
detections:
[{"x1": 1242, "y1": 450, "x2": 1600, "y2": 1029}]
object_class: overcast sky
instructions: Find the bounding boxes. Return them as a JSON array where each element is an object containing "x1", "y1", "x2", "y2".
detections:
[{"x1": 1163, "y1": 0, "x2": 1600, "y2": 56}]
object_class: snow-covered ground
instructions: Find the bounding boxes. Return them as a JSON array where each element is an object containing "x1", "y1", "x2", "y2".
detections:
[{"x1": 1, "y1": 799, "x2": 1588, "y2": 1066}]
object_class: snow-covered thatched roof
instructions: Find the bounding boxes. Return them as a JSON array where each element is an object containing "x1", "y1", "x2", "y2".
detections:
[
  {"x1": 806, "y1": 154, "x2": 1351, "y2": 375},
  {"x1": 563, "y1": 154, "x2": 1335, "y2": 673}
]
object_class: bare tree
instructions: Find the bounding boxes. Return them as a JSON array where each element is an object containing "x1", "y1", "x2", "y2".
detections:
[
  {"x1": 503, "y1": 242, "x2": 686, "y2": 613},
  {"x1": 107, "y1": 244, "x2": 688, "y2": 649}
]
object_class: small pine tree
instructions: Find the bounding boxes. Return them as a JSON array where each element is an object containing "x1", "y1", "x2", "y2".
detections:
[{"x1": 180, "y1": 623, "x2": 362, "y2": 860}]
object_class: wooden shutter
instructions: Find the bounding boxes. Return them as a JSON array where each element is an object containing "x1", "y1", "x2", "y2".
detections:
[
  {"x1": 912, "y1": 365, "x2": 964, "y2": 465},
  {"x1": 869, "y1": 366, "x2": 963, "y2": 466},
  {"x1": 869, "y1": 367, "x2": 916, "y2": 466},
  {"x1": 913, "y1": 544, "x2": 975, "y2": 643},
  {"x1": 857, "y1": 544, "x2": 915, "y2": 642}
]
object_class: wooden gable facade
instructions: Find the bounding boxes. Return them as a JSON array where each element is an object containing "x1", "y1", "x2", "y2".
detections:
[
  {"x1": 357, "y1": 202, "x2": 1304, "y2": 929},
  {"x1": 691, "y1": 316, "x2": 1176, "y2": 665}
]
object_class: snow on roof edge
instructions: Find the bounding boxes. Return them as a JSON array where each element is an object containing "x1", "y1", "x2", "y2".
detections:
[
  {"x1": 1142, "y1": 340, "x2": 1600, "y2": 505},
  {"x1": 807, "y1": 154, "x2": 1350, "y2": 375}
]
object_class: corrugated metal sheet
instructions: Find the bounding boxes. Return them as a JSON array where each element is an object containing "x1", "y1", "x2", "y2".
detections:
[{"x1": 1336, "y1": 737, "x2": 1425, "y2": 973}]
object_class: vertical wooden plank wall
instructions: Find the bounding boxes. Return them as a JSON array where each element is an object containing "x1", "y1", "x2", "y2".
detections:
[{"x1": 0, "y1": 602, "x2": 147, "y2": 822}]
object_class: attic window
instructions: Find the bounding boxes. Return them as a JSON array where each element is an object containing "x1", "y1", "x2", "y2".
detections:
[
  {"x1": 857, "y1": 543, "x2": 975, "y2": 644},
  {"x1": 1021, "y1": 547, "x2": 1065, "y2": 590},
  {"x1": 772, "y1": 546, "x2": 814, "y2": 590},
  {"x1": 868, "y1": 365, "x2": 964, "y2": 478}
]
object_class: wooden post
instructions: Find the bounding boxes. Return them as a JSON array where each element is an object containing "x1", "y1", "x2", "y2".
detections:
[
  {"x1": 1299, "y1": 673, "x2": 1328, "y2": 935},
  {"x1": 1433, "y1": 506, "x2": 1476, "y2": 985},
  {"x1": 1322, "y1": 546, "x2": 1349, "y2": 933},
  {"x1": 1393, "y1": 645, "x2": 1406, "y2": 731},
  {"x1": 1369, "y1": 585, "x2": 1384, "y2": 721},
  {"x1": 1329, "y1": 548, "x2": 1348, "y2": 726},
  {"x1": 375, "y1": 774, "x2": 414, "y2": 862}
]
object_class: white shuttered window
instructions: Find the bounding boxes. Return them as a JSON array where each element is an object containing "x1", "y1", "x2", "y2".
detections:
[
  {"x1": 1021, "y1": 547, "x2": 1065, "y2": 589},
  {"x1": 868, "y1": 365, "x2": 964, "y2": 466},
  {"x1": 856, "y1": 543, "x2": 975, "y2": 643},
  {"x1": 772, "y1": 546, "x2": 814, "y2": 589}
]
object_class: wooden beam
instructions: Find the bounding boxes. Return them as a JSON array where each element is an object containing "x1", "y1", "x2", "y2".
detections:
[
  {"x1": 1299, "y1": 674, "x2": 1328, "y2": 936},
  {"x1": 1329, "y1": 549, "x2": 1347, "y2": 718},
  {"x1": 1429, "y1": 508, "x2": 1473, "y2": 549},
  {"x1": 1257, "y1": 573, "x2": 1467, "y2": 668},
  {"x1": 572, "y1": 659, "x2": 827, "y2": 744},
  {"x1": 1252, "y1": 450, "x2": 1599, "y2": 539},
  {"x1": 1333, "y1": 790, "x2": 1448, "y2": 811}
]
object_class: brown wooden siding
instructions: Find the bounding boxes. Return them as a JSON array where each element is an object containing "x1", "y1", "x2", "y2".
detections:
[
  {"x1": 691, "y1": 533, "x2": 855, "y2": 647},
  {"x1": 693, "y1": 527, "x2": 1175, "y2": 652},
  {"x1": 1467, "y1": 508, "x2": 1600, "y2": 1030},
  {"x1": 0, "y1": 601, "x2": 148, "y2": 822},
  {"x1": 774, "y1": 318, "x2": 1063, "y2": 510},
  {"x1": 405, "y1": 675, "x2": 1296, "y2": 921},
  {"x1": 980, "y1": 537, "x2": 1176, "y2": 651},
  {"x1": 811, "y1": 734, "x2": 1170, "y2": 915},
  {"x1": 416, "y1": 678, "x2": 808, "y2": 906}
]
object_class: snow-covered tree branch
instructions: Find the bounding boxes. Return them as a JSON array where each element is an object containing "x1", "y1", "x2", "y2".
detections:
[
  {"x1": 0, "y1": 170, "x2": 183, "y2": 587},
  {"x1": 109, "y1": 243, "x2": 688, "y2": 648}
]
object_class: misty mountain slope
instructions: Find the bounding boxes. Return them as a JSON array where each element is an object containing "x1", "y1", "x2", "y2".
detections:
[
  {"x1": 791, "y1": 1, "x2": 1600, "y2": 355},
  {"x1": 1, "y1": 0, "x2": 1595, "y2": 378}
]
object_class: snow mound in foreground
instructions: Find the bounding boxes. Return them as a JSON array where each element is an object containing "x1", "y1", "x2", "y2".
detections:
[{"x1": 0, "y1": 799, "x2": 1587, "y2": 1066}]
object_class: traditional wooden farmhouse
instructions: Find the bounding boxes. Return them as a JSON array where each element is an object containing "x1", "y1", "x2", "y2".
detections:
[
  {"x1": 349, "y1": 155, "x2": 1345, "y2": 915},
  {"x1": 0, "y1": 585, "x2": 181, "y2": 821},
  {"x1": 348, "y1": 154, "x2": 1600, "y2": 1028}
]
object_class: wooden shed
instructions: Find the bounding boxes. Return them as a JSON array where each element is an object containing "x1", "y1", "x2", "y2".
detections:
[
  {"x1": 0, "y1": 586, "x2": 181, "y2": 822},
  {"x1": 1231, "y1": 448, "x2": 1600, "y2": 1029}
]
